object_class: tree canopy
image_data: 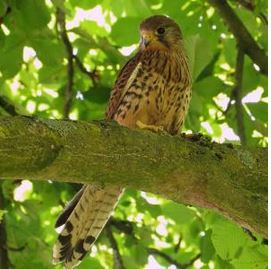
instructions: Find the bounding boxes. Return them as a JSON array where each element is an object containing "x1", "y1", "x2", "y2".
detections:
[{"x1": 0, "y1": 0, "x2": 267, "y2": 269}]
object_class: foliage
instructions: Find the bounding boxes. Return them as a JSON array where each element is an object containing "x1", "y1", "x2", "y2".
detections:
[{"x1": 0, "y1": 0, "x2": 267, "y2": 268}]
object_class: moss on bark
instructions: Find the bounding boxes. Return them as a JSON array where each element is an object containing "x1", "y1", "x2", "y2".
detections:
[{"x1": 0, "y1": 116, "x2": 267, "y2": 237}]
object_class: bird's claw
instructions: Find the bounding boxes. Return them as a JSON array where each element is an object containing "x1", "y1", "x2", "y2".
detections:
[{"x1": 136, "y1": 120, "x2": 165, "y2": 134}]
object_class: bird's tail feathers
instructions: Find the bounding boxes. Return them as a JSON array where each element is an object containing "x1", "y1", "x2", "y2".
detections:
[{"x1": 53, "y1": 185, "x2": 123, "y2": 269}]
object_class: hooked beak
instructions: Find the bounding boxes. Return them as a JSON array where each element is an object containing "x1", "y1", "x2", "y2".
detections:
[{"x1": 141, "y1": 31, "x2": 155, "y2": 47}]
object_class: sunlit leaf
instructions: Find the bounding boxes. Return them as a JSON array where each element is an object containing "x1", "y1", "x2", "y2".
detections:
[{"x1": 111, "y1": 17, "x2": 142, "y2": 46}]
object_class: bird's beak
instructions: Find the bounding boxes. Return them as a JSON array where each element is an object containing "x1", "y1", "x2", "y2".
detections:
[{"x1": 141, "y1": 31, "x2": 155, "y2": 47}]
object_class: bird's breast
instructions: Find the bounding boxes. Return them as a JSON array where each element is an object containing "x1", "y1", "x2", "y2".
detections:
[{"x1": 114, "y1": 51, "x2": 191, "y2": 134}]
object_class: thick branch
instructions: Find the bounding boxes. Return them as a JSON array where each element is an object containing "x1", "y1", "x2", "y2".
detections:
[
  {"x1": 207, "y1": 0, "x2": 268, "y2": 75},
  {"x1": 0, "y1": 116, "x2": 267, "y2": 237}
]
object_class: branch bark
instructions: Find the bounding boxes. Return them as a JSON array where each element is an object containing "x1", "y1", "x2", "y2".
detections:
[
  {"x1": 0, "y1": 116, "x2": 267, "y2": 237},
  {"x1": 207, "y1": 0, "x2": 268, "y2": 75}
]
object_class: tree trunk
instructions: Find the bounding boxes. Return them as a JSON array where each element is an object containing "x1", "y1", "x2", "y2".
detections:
[{"x1": 0, "y1": 116, "x2": 267, "y2": 237}]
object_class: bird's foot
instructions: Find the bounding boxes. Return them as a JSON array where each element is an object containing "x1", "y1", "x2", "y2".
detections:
[{"x1": 136, "y1": 120, "x2": 165, "y2": 133}]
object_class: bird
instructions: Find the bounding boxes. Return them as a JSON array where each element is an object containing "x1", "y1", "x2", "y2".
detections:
[{"x1": 52, "y1": 15, "x2": 192, "y2": 269}]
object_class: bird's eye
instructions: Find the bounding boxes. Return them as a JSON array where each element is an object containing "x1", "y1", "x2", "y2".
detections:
[{"x1": 157, "y1": 27, "x2": 165, "y2": 35}]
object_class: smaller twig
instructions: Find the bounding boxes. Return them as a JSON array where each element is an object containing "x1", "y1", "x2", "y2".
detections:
[
  {"x1": 174, "y1": 234, "x2": 182, "y2": 253},
  {"x1": 182, "y1": 253, "x2": 201, "y2": 268},
  {"x1": 148, "y1": 248, "x2": 200, "y2": 269},
  {"x1": 0, "y1": 96, "x2": 18, "y2": 116},
  {"x1": 0, "y1": 6, "x2": 11, "y2": 25},
  {"x1": 109, "y1": 217, "x2": 134, "y2": 236},
  {"x1": 224, "y1": 96, "x2": 234, "y2": 115},
  {"x1": 106, "y1": 226, "x2": 125, "y2": 269},
  {"x1": 242, "y1": 228, "x2": 257, "y2": 241},
  {"x1": 73, "y1": 55, "x2": 98, "y2": 86},
  {"x1": 148, "y1": 248, "x2": 183, "y2": 268},
  {"x1": 232, "y1": 48, "x2": 246, "y2": 145},
  {"x1": 56, "y1": 7, "x2": 74, "y2": 119}
]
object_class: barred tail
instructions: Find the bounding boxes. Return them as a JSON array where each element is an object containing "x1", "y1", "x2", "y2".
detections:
[{"x1": 52, "y1": 185, "x2": 123, "y2": 269}]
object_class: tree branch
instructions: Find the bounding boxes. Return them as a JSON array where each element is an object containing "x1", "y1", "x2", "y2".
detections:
[
  {"x1": 106, "y1": 226, "x2": 125, "y2": 269},
  {"x1": 207, "y1": 0, "x2": 268, "y2": 75},
  {"x1": 56, "y1": 7, "x2": 74, "y2": 119},
  {"x1": 148, "y1": 248, "x2": 200, "y2": 269},
  {"x1": 235, "y1": 0, "x2": 268, "y2": 25},
  {"x1": 0, "y1": 6, "x2": 11, "y2": 26},
  {"x1": 109, "y1": 218, "x2": 134, "y2": 236},
  {"x1": 0, "y1": 116, "x2": 267, "y2": 237},
  {"x1": 73, "y1": 55, "x2": 98, "y2": 87},
  {"x1": 0, "y1": 96, "x2": 18, "y2": 116},
  {"x1": 148, "y1": 248, "x2": 183, "y2": 269},
  {"x1": 233, "y1": 48, "x2": 246, "y2": 145}
]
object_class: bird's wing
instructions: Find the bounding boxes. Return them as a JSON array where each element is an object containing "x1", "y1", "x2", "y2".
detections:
[{"x1": 106, "y1": 52, "x2": 142, "y2": 119}]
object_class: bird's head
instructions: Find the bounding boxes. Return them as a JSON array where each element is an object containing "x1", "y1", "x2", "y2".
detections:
[{"x1": 139, "y1": 15, "x2": 183, "y2": 51}]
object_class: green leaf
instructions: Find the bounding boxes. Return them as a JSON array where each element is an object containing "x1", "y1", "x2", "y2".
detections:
[
  {"x1": 236, "y1": 9, "x2": 259, "y2": 37},
  {"x1": 15, "y1": 0, "x2": 50, "y2": 31},
  {"x1": 31, "y1": 39, "x2": 65, "y2": 66},
  {"x1": 231, "y1": 244, "x2": 268, "y2": 269},
  {"x1": 0, "y1": 209, "x2": 5, "y2": 221},
  {"x1": 242, "y1": 58, "x2": 260, "y2": 93},
  {"x1": 70, "y1": 0, "x2": 99, "y2": 9},
  {"x1": 215, "y1": 255, "x2": 235, "y2": 269},
  {"x1": 189, "y1": 91, "x2": 203, "y2": 114},
  {"x1": 80, "y1": 21, "x2": 107, "y2": 37},
  {"x1": 211, "y1": 217, "x2": 248, "y2": 260},
  {"x1": 78, "y1": 256, "x2": 104, "y2": 269},
  {"x1": 111, "y1": 17, "x2": 142, "y2": 46},
  {"x1": 161, "y1": 202, "x2": 195, "y2": 224},
  {"x1": 193, "y1": 76, "x2": 226, "y2": 99},
  {"x1": 223, "y1": 37, "x2": 237, "y2": 67},
  {"x1": 0, "y1": 0, "x2": 7, "y2": 17},
  {"x1": 185, "y1": 34, "x2": 216, "y2": 81},
  {"x1": 200, "y1": 229, "x2": 215, "y2": 263},
  {"x1": 0, "y1": 29, "x2": 5, "y2": 48},
  {"x1": 246, "y1": 102, "x2": 267, "y2": 123},
  {"x1": 0, "y1": 34, "x2": 24, "y2": 78}
]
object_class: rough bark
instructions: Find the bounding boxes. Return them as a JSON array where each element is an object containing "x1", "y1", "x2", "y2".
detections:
[{"x1": 0, "y1": 116, "x2": 267, "y2": 237}]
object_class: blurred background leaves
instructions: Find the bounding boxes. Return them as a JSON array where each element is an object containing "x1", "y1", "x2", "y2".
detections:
[{"x1": 0, "y1": 0, "x2": 267, "y2": 268}]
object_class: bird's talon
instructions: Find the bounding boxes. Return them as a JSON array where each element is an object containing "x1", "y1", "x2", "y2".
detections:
[{"x1": 136, "y1": 120, "x2": 164, "y2": 133}]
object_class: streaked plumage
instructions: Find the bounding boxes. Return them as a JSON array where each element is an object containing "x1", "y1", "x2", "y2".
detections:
[{"x1": 53, "y1": 15, "x2": 191, "y2": 269}]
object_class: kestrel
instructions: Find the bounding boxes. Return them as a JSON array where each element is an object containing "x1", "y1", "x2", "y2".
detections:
[{"x1": 53, "y1": 15, "x2": 191, "y2": 268}]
